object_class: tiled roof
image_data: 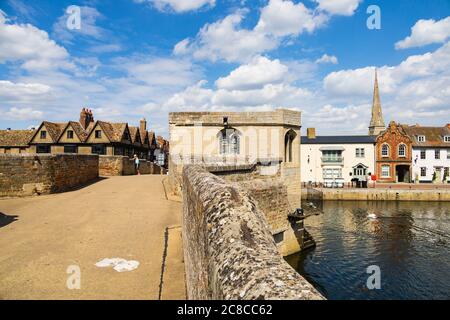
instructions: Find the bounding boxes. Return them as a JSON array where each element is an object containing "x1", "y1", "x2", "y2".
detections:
[
  {"x1": 128, "y1": 126, "x2": 141, "y2": 144},
  {"x1": 140, "y1": 130, "x2": 149, "y2": 146},
  {"x1": 0, "y1": 130, "x2": 35, "y2": 147},
  {"x1": 301, "y1": 135, "x2": 376, "y2": 144},
  {"x1": 96, "y1": 121, "x2": 127, "y2": 143},
  {"x1": 401, "y1": 125, "x2": 450, "y2": 147},
  {"x1": 67, "y1": 121, "x2": 88, "y2": 142},
  {"x1": 42, "y1": 122, "x2": 67, "y2": 142}
]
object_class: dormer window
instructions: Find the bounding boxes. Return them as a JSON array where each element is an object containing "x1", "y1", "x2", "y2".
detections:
[
  {"x1": 444, "y1": 136, "x2": 450, "y2": 142},
  {"x1": 40, "y1": 131, "x2": 47, "y2": 139},
  {"x1": 417, "y1": 135, "x2": 426, "y2": 142}
]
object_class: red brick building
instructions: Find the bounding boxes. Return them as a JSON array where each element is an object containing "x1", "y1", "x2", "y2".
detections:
[{"x1": 375, "y1": 121, "x2": 413, "y2": 183}]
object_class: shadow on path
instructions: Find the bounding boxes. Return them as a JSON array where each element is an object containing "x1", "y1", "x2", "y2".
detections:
[{"x1": 0, "y1": 212, "x2": 18, "y2": 229}]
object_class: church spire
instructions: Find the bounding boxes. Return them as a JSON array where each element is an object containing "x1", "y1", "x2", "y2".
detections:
[{"x1": 368, "y1": 69, "x2": 385, "y2": 136}]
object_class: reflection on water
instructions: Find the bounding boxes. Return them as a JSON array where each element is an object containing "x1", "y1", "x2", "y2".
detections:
[{"x1": 285, "y1": 201, "x2": 450, "y2": 300}]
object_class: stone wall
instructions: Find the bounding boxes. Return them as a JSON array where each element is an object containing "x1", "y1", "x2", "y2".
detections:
[
  {"x1": 182, "y1": 165, "x2": 323, "y2": 300},
  {"x1": 0, "y1": 154, "x2": 99, "y2": 197},
  {"x1": 99, "y1": 156, "x2": 166, "y2": 176},
  {"x1": 303, "y1": 188, "x2": 450, "y2": 201}
]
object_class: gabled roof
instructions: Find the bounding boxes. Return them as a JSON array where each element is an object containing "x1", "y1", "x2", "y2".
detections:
[
  {"x1": 140, "y1": 130, "x2": 149, "y2": 146},
  {"x1": 401, "y1": 125, "x2": 450, "y2": 147},
  {"x1": 29, "y1": 121, "x2": 66, "y2": 143},
  {"x1": 88, "y1": 121, "x2": 129, "y2": 143},
  {"x1": 128, "y1": 126, "x2": 142, "y2": 144},
  {"x1": 58, "y1": 121, "x2": 89, "y2": 142},
  {"x1": 301, "y1": 135, "x2": 376, "y2": 144},
  {"x1": 0, "y1": 130, "x2": 35, "y2": 147}
]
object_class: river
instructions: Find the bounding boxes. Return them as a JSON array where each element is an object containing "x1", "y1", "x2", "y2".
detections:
[{"x1": 286, "y1": 201, "x2": 450, "y2": 300}]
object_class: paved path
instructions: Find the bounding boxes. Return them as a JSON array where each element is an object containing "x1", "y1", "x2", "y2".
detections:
[{"x1": 0, "y1": 175, "x2": 185, "y2": 300}]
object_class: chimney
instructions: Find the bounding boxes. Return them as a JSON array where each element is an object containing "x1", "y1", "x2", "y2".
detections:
[
  {"x1": 140, "y1": 118, "x2": 147, "y2": 133},
  {"x1": 307, "y1": 128, "x2": 316, "y2": 139},
  {"x1": 79, "y1": 108, "x2": 88, "y2": 129},
  {"x1": 447, "y1": 123, "x2": 450, "y2": 129}
]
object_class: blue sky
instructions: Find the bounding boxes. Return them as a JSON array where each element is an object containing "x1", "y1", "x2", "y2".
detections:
[{"x1": 1, "y1": 0, "x2": 449, "y2": 137}]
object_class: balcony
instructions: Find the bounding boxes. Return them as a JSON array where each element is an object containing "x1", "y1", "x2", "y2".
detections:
[{"x1": 321, "y1": 156, "x2": 344, "y2": 164}]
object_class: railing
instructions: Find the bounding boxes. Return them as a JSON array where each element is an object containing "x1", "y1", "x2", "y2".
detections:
[{"x1": 321, "y1": 157, "x2": 344, "y2": 163}]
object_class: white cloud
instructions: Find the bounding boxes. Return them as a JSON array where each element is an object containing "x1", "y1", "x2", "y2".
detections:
[
  {"x1": 0, "y1": 80, "x2": 52, "y2": 98},
  {"x1": 395, "y1": 16, "x2": 450, "y2": 49},
  {"x1": 0, "y1": 11, "x2": 71, "y2": 71},
  {"x1": 175, "y1": 0, "x2": 330, "y2": 63},
  {"x1": 314, "y1": 0, "x2": 362, "y2": 16},
  {"x1": 5, "y1": 107, "x2": 44, "y2": 121},
  {"x1": 322, "y1": 41, "x2": 450, "y2": 130},
  {"x1": 255, "y1": 0, "x2": 327, "y2": 37},
  {"x1": 316, "y1": 54, "x2": 338, "y2": 64},
  {"x1": 53, "y1": 6, "x2": 105, "y2": 43},
  {"x1": 215, "y1": 56, "x2": 288, "y2": 90},
  {"x1": 175, "y1": 10, "x2": 277, "y2": 63},
  {"x1": 135, "y1": 0, "x2": 215, "y2": 13},
  {"x1": 163, "y1": 56, "x2": 312, "y2": 111}
]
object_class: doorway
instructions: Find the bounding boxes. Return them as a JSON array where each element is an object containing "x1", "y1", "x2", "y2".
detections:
[{"x1": 396, "y1": 165, "x2": 411, "y2": 183}]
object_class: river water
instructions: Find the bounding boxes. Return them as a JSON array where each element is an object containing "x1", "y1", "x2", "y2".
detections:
[{"x1": 285, "y1": 201, "x2": 450, "y2": 300}]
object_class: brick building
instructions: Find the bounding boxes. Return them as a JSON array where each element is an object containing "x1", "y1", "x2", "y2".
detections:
[{"x1": 375, "y1": 121, "x2": 413, "y2": 183}]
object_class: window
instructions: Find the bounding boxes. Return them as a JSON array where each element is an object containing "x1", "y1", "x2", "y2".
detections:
[
  {"x1": 323, "y1": 168, "x2": 342, "y2": 179},
  {"x1": 67, "y1": 130, "x2": 74, "y2": 139},
  {"x1": 444, "y1": 167, "x2": 449, "y2": 178},
  {"x1": 40, "y1": 131, "x2": 47, "y2": 139},
  {"x1": 447, "y1": 150, "x2": 450, "y2": 160},
  {"x1": 219, "y1": 128, "x2": 240, "y2": 155},
  {"x1": 444, "y1": 136, "x2": 450, "y2": 142},
  {"x1": 381, "y1": 144, "x2": 390, "y2": 157},
  {"x1": 420, "y1": 150, "x2": 426, "y2": 159},
  {"x1": 64, "y1": 145, "x2": 77, "y2": 153},
  {"x1": 92, "y1": 144, "x2": 106, "y2": 155},
  {"x1": 417, "y1": 135, "x2": 426, "y2": 142},
  {"x1": 36, "y1": 145, "x2": 51, "y2": 153},
  {"x1": 381, "y1": 165, "x2": 390, "y2": 178},
  {"x1": 284, "y1": 130, "x2": 296, "y2": 163},
  {"x1": 398, "y1": 144, "x2": 406, "y2": 157},
  {"x1": 114, "y1": 146, "x2": 124, "y2": 156},
  {"x1": 421, "y1": 167, "x2": 427, "y2": 177},
  {"x1": 435, "y1": 149, "x2": 440, "y2": 160},
  {"x1": 356, "y1": 148, "x2": 365, "y2": 158},
  {"x1": 322, "y1": 150, "x2": 343, "y2": 162},
  {"x1": 95, "y1": 130, "x2": 102, "y2": 139},
  {"x1": 124, "y1": 132, "x2": 130, "y2": 140}
]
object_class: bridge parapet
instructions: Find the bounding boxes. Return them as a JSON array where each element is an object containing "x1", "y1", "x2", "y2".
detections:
[{"x1": 182, "y1": 165, "x2": 324, "y2": 300}]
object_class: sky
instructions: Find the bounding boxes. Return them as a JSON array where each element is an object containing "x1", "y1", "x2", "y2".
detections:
[{"x1": 0, "y1": 0, "x2": 449, "y2": 137}]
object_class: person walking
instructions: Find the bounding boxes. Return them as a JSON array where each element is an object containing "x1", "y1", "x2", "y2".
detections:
[{"x1": 134, "y1": 154, "x2": 140, "y2": 175}]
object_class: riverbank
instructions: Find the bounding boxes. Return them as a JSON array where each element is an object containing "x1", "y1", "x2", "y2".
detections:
[{"x1": 302, "y1": 187, "x2": 450, "y2": 201}]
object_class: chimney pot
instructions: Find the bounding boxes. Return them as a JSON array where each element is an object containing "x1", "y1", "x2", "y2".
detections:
[{"x1": 307, "y1": 128, "x2": 316, "y2": 139}]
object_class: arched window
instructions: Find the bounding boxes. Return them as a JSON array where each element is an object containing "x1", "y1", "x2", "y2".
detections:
[
  {"x1": 219, "y1": 128, "x2": 240, "y2": 155},
  {"x1": 398, "y1": 144, "x2": 406, "y2": 157},
  {"x1": 284, "y1": 130, "x2": 297, "y2": 163},
  {"x1": 381, "y1": 144, "x2": 390, "y2": 157}
]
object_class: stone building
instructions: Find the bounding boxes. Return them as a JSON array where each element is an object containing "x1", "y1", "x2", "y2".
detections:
[
  {"x1": 0, "y1": 129, "x2": 35, "y2": 154},
  {"x1": 1, "y1": 108, "x2": 158, "y2": 159},
  {"x1": 402, "y1": 124, "x2": 450, "y2": 183},
  {"x1": 169, "y1": 108, "x2": 302, "y2": 208},
  {"x1": 375, "y1": 121, "x2": 413, "y2": 183}
]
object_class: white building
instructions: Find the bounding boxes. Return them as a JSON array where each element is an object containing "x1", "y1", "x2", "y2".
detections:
[
  {"x1": 301, "y1": 128, "x2": 376, "y2": 187},
  {"x1": 402, "y1": 125, "x2": 450, "y2": 183}
]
